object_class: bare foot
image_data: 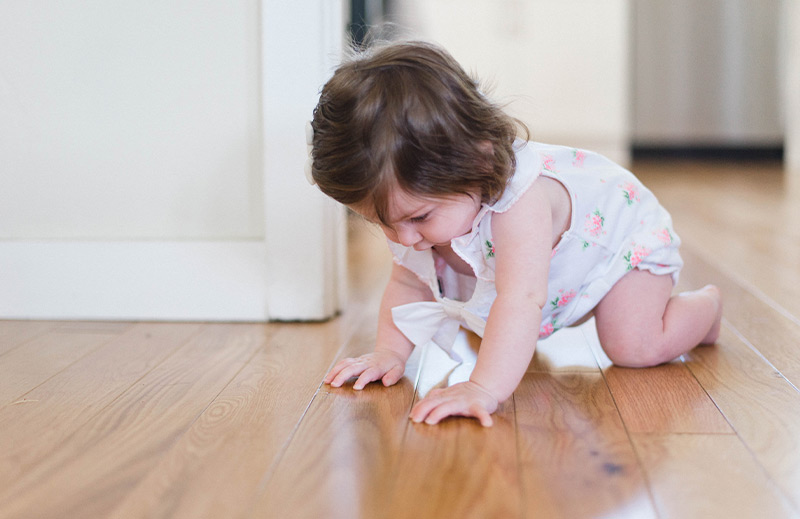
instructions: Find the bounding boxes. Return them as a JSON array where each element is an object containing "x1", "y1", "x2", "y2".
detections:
[{"x1": 699, "y1": 284, "x2": 722, "y2": 344}]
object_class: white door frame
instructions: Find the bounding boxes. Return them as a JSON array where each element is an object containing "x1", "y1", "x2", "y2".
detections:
[
  {"x1": 0, "y1": 0, "x2": 346, "y2": 322},
  {"x1": 262, "y1": 0, "x2": 347, "y2": 321}
]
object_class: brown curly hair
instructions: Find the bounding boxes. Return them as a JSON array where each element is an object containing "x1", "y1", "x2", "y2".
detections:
[{"x1": 309, "y1": 41, "x2": 528, "y2": 225}]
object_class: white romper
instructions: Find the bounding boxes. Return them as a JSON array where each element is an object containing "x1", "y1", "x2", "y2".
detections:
[{"x1": 389, "y1": 141, "x2": 683, "y2": 360}]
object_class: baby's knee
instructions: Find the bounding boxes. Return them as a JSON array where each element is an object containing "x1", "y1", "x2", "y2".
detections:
[{"x1": 601, "y1": 335, "x2": 667, "y2": 368}]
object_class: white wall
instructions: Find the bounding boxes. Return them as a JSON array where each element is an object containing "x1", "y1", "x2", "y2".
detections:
[
  {"x1": 0, "y1": 0, "x2": 346, "y2": 321},
  {"x1": 394, "y1": 0, "x2": 631, "y2": 165},
  {"x1": 0, "y1": 1, "x2": 263, "y2": 240}
]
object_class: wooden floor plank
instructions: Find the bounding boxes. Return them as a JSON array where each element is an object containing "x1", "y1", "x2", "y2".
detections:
[
  {"x1": 105, "y1": 319, "x2": 365, "y2": 519},
  {"x1": 384, "y1": 337, "x2": 520, "y2": 519},
  {"x1": 516, "y1": 372, "x2": 656, "y2": 519},
  {"x1": 0, "y1": 320, "x2": 57, "y2": 356},
  {"x1": 0, "y1": 324, "x2": 266, "y2": 519},
  {"x1": 678, "y1": 246, "x2": 800, "y2": 390},
  {"x1": 633, "y1": 433, "x2": 799, "y2": 519},
  {"x1": 0, "y1": 328, "x2": 121, "y2": 405},
  {"x1": 390, "y1": 400, "x2": 519, "y2": 519},
  {"x1": 250, "y1": 312, "x2": 417, "y2": 519},
  {"x1": 583, "y1": 318, "x2": 732, "y2": 435},
  {"x1": 0, "y1": 322, "x2": 201, "y2": 490},
  {"x1": 600, "y1": 362, "x2": 732, "y2": 435},
  {"x1": 682, "y1": 324, "x2": 800, "y2": 512},
  {"x1": 49, "y1": 321, "x2": 134, "y2": 334}
]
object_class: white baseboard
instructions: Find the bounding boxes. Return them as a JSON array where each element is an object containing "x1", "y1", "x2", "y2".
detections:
[{"x1": 0, "y1": 241, "x2": 271, "y2": 321}]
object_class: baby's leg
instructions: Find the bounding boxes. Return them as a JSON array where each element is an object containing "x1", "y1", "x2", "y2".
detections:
[{"x1": 593, "y1": 269, "x2": 722, "y2": 368}]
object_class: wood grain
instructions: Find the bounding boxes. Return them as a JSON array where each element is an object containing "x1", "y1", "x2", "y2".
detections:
[
  {"x1": 391, "y1": 401, "x2": 519, "y2": 519},
  {"x1": 679, "y1": 246, "x2": 800, "y2": 388},
  {"x1": 0, "y1": 324, "x2": 266, "y2": 519},
  {"x1": 251, "y1": 312, "x2": 415, "y2": 519},
  {"x1": 633, "y1": 433, "x2": 798, "y2": 518},
  {"x1": 0, "y1": 320, "x2": 56, "y2": 356},
  {"x1": 0, "y1": 322, "x2": 201, "y2": 490},
  {"x1": 0, "y1": 328, "x2": 120, "y2": 405},
  {"x1": 683, "y1": 324, "x2": 800, "y2": 511},
  {"x1": 601, "y1": 362, "x2": 732, "y2": 434},
  {"x1": 580, "y1": 312, "x2": 731, "y2": 434},
  {"x1": 386, "y1": 347, "x2": 519, "y2": 519},
  {"x1": 104, "y1": 320, "x2": 357, "y2": 519},
  {"x1": 516, "y1": 372, "x2": 656, "y2": 519}
]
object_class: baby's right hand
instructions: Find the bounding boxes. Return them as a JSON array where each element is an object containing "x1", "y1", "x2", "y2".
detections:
[{"x1": 324, "y1": 350, "x2": 407, "y2": 390}]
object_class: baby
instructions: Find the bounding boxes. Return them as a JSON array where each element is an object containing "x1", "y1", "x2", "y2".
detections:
[{"x1": 308, "y1": 41, "x2": 722, "y2": 427}]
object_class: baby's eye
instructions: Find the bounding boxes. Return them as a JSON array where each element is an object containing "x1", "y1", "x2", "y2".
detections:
[{"x1": 409, "y1": 212, "x2": 430, "y2": 223}]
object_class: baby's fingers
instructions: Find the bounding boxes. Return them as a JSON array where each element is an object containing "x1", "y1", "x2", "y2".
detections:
[
  {"x1": 469, "y1": 404, "x2": 494, "y2": 427},
  {"x1": 420, "y1": 400, "x2": 459, "y2": 425},
  {"x1": 326, "y1": 358, "x2": 367, "y2": 388},
  {"x1": 381, "y1": 364, "x2": 405, "y2": 387},
  {"x1": 323, "y1": 359, "x2": 348, "y2": 384},
  {"x1": 427, "y1": 402, "x2": 493, "y2": 427},
  {"x1": 409, "y1": 392, "x2": 444, "y2": 424},
  {"x1": 411, "y1": 396, "x2": 494, "y2": 427},
  {"x1": 353, "y1": 366, "x2": 385, "y2": 390},
  {"x1": 323, "y1": 356, "x2": 355, "y2": 383}
]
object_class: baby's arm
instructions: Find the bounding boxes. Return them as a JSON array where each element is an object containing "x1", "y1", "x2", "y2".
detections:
[
  {"x1": 325, "y1": 262, "x2": 433, "y2": 390},
  {"x1": 410, "y1": 180, "x2": 553, "y2": 426}
]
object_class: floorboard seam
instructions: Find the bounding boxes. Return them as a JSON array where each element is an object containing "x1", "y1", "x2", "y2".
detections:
[
  {"x1": 583, "y1": 325, "x2": 664, "y2": 519},
  {"x1": 681, "y1": 324, "x2": 800, "y2": 515},
  {"x1": 683, "y1": 244, "x2": 800, "y2": 329}
]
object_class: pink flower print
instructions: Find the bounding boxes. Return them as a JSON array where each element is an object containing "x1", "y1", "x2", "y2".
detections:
[
  {"x1": 539, "y1": 322, "x2": 555, "y2": 338},
  {"x1": 550, "y1": 289, "x2": 576, "y2": 309},
  {"x1": 584, "y1": 209, "x2": 605, "y2": 237},
  {"x1": 485, "y1": 240, "x2": 495, "y2": 258},
  {"x1": 619, "y1": 182, "x2": 640, "y2": 206},
  {"x1": 542, "y1": 155, "x2": 557, "y2": 173},
  {"x1": 572, "y1": 149, "x2": 586, "y2": 167},
  {"x1": 655, "y1": 228, "x2": 673, "y2": 244},
  {"x1": 624, "y1": 245, "x2": 652, "y2": 271}
]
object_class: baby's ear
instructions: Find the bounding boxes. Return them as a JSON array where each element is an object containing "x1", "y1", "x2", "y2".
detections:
[{"x1": 478, "y1": 140, "x2": 494, "y2": 156}]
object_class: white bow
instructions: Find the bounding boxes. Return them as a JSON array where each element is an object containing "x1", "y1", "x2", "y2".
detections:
[{"x1": 391, "y1": 299, "x2": 486, "y2": 362}]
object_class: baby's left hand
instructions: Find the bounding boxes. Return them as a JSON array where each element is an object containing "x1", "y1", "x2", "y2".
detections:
[{"x1": 410, "y1": 381, "x2": 499, "y2": 427}]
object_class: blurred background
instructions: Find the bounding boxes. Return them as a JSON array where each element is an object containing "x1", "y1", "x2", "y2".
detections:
[
  {"x1": 354, "y1": 0, "x2": 796, "y2": 167},
  {"x1": 0, "y1": 0, "x2": 797, "y2": 321}
]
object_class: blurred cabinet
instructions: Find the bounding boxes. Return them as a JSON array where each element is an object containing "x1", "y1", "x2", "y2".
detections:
[{"x1": 632, "y1": 0, "x2": 783, "y2": 149}]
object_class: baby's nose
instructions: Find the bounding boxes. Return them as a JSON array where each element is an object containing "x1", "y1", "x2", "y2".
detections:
[{"x1": 396, "y1": 225, "x2": 422, "y2": 248}]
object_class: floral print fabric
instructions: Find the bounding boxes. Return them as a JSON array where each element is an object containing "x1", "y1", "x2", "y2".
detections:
[{"x1": 388, "y1": 141, "x2": 683, "y2": 356}]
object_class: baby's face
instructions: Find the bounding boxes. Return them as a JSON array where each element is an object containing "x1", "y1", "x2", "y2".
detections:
[{"x1": 351, "y1": 190, "x2": 481, "y2": 251}]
